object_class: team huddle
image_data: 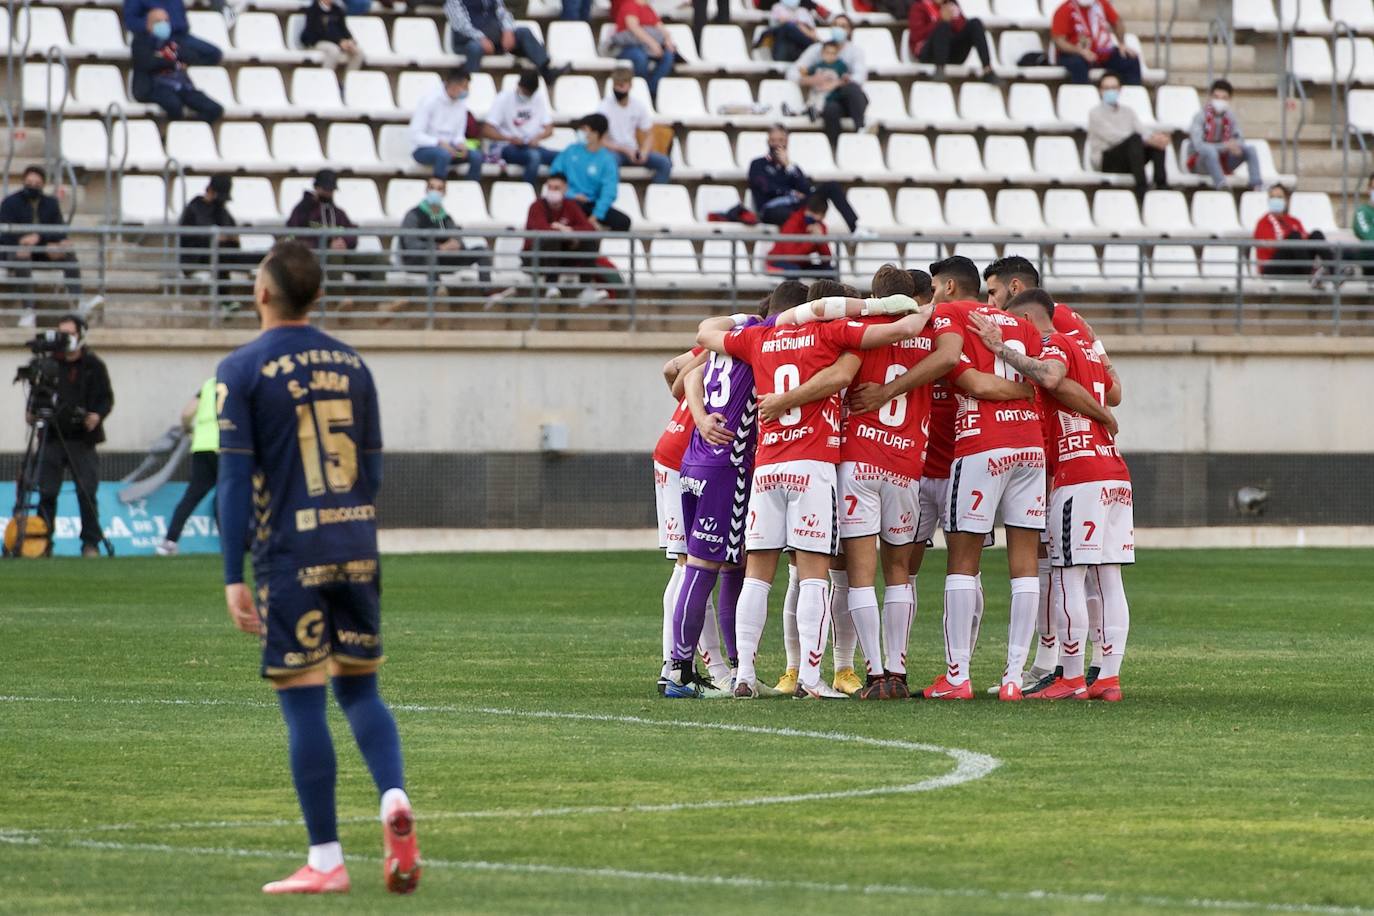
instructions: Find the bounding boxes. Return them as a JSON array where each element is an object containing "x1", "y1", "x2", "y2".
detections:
[{"x1": 652, "y1": 255, "x2": 1133, "y2": 703}]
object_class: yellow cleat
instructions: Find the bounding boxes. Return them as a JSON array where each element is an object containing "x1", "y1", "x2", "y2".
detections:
[
  {"x1": 832, "y1": 667, "x2": 864, "y2": 696},
  {"x1": 774, "y1": 667, "x2": 799, "y2": 696}
]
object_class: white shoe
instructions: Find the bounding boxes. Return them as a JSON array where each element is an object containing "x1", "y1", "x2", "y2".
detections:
[
  {"x1": 545, "y1": 285, "x2": 562, "y2": 299},
  {"x1": 154, "y1": 539, "x2": 179, "y2": 557},
  {"x1": 853, "y1": 227, "x2": 879, "y2": 240},
  {"x1": 78, "y1": 294, "x2": 106, "y2": 321},
  {"x1": 483, "y1": 286, "x2": 516, "y2": 310},
  {"x1": 577, "y1": 287, "x2": 609, "y2": 308},
  {"x1": 17, "y1": 309, "x2": 36, "y2": 328},
  {"x1": 797, "y1": 680, "x2": 848, "y2": 699}
]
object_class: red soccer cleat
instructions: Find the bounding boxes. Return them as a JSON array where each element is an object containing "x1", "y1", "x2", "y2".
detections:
[
  {"x1": 998, "y1": 681, "x2": 1024, "y2": 702},
  {"x1": 383, "y1": 799, "x2": 422, "y2": 894},
  {"x1": 262, "y1": 864, "x2": 350, "y2": 895},
  {"x1": 1030, "y1": 676, "x2": 1089, "y2": 700},
  {"x1": 1087, "y1": 675, "x2": 1122, "y2": 702},
  {"x1": 921, "y1": 674, "x2": 974, "y2": 700}
]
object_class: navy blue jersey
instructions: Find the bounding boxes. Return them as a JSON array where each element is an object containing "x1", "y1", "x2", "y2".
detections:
[{"x1": 217, "y1": 325, "x2": 382, "y2": 573}]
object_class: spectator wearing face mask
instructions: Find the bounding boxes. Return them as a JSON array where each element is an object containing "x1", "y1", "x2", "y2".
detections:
[
  {"x1": 484, "y1": 69, "x2": 557, "y2": 186},
  {"x1": 549, "y1": 114, "x2": 631, "y2": 231},
  {"x1": 786, "y1": 16, "x2": 869, "y2": 147},
  {"x1": 1187, "y1": 79, "x2": 1262, "y2": 191},
  {"x1": 300, "y1": 0, "x2": 364, "y2": 73},
  {"x1": 747, "y1": 124, "x2": 865, "y2": 235},
  {"x1": 123, "y1": 0, "x2": 222, "y2": 66},
  {"x1": 761, "y1": 0, "x2": 819, "y2": 63},
  {"x1": 177, "y1": 174, "x2": 265, "y2": 293},
  {"x1": 766, "y1": 193, "x2": 836, "y2": 277},
  {"x1": 409, "y1": 67, "x2": 485, "y2": 181},
  {"x1": 1, "y1": 165, "x2": 103, "y2": 328},
  {"x1": 1049, "y1": 0, "x2": 1140, "y2": 86},
  {"x1": 908, "y1": 0, "x2": 996, "y2": 80},
  {"x1": 131, "y1": 8, "x2": 224, "y2": 122},
  {"x1": 398, "y1": 176, "x2": 494, "y2": 287},
  {"x1": 524, "y1": 174, "x2": 610, "y2": 307},
  {"x1": 598, "y1": 66, "x2": 671, "y2": 185},
  {"x1": 1087, "y1": 72, "x2": 1170, "y2": 201},
  {"x1": 1253, "y1": 185, "x2": 1344, "y2": 280}
]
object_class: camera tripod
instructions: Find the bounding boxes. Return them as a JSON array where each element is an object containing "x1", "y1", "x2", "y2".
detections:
[{"x1": 6, "y1": 405, "x2": 115, "y2": 558}]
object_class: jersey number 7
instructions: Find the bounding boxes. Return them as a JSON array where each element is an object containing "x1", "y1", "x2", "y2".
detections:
[{"x1": 296, "y1": 399, "x2": 358, "y2": 497}]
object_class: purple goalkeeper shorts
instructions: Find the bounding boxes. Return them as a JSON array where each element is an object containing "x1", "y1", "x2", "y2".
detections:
[{"x1": 679, "y1": 460, "x2": 752, "y2": 566}]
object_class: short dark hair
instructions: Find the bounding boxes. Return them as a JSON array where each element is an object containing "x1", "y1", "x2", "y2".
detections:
[
  {"x1": 262, "y1": 240, "x2": 322, "y2": 319},
  {"x1": 517, "y1": 68, "x2": 539, "y2": 95},
  {"x1": 1210, "y1": 78, "x2": 1233, "y2": 96},
  {"x1": 58, "y1": 313, "x2": 86, "y2": 333},
  {"x1": 929, "y1": 255, "x2": 981, "y2": 297},
  {"x1": 1007, "y1": 288, "x2": 1056, "y2": 318},
  {"x1": 983, "y1": 255, "x2": 1040, "y2": 290},
  {"x1": 23, "y1": 165, "x2": 44, "y2": 181},
  {"x1": 444, "y1": 66, "x2": 470, "y2": 85},
  {"x1": 545, "y1": 172, "x2": 568, "y2": 185},
  {"x1": 1097, "y1": 71, "x2": 1122, "y2": 89},
  {"x1": 754, "y1": 294, "x2": 772, "y2": 319},
  {"x1": 767, "y1": 279, "x2": 811, "y2": 316},
  {"x1": 821, "y1": 40, "x2": 840, "y2": 50},
  {"x1": 808, "y1": 279, "x2": 858, "y2": 298},
  {"x1": 907, "y1": 269, "x2": 933, "y2": 299},
  {"x1": 578, "y1": 113, "x2": 609, "y2": 136},
  {"x1": 871, "y1": 263, "x2": 915, "y2": 298},
  {"x1": 804, "y1": 193, "x2": 828, "y2": 215}
]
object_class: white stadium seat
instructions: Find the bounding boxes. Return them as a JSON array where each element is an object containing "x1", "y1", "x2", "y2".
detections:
[
  {"x1": 887, "y1": 134, "x2": 941, "y2": 181},
  {"x1": 120, "y1": 175, "x2": 170, "y2": 224},
  {"x1": 187, "y1": 66, "x2": 238, "y2": 116},
  {"x1": 1233, "y1": 0, "x2": 1279, "y2": 30},
  {"x1": 994, "y1": 188, "x2": 1047, "y2": 235},
  {"x1": 649, "y1": 238, "x2": 701, "y2": 283},
  {"x1": 291, "y1": 68, "x2": 348, "y2": 116},
  {"x1": 656, "y1": 78, "x2": 709, "y2": 121},
  {"x1": 1050, "y1": 243, "x2": 1102, "y2": 279},
  {"x1": 186, "y1": 11, "x2": 232, "y2": 57},
  {"x1": 958, "y1": 82, "x2": 1019, "y2": 131},
  {"x1": 953, "y1": 242, "x2": 998, "y2": 267},
  {"x1": 685, "y1": 131, "x2": 738, "y2": 177},
  {"x1": 1056, "y1": 84, "x2": 1100, "y2": 129},
  {"x1": 344, "y1": 70, "x2": 399, "y2": 119},
  {"x1": 71, "y1": 9, "x2": 126, "y2": 57},
  {"x1": 1155, "y1": 84, "x2": 1202, "y2": 132},
  {"x1": 236, "y1": 67, "x2": 297, "y2": 117},
  {"x1": 1152, "y1": 244, "x2": 1201, "y2": 280},
  {"x1": 1348, "y1": 88, "x2": 1374, "y2": 131},
  {"x1": 233, "y1": 12, "x2": 294, "y2": 62},
  {"x1": 1190, "y1": 190, "x2": 1244, "y2": 236},
  {"x1": 908, "y1": 82, "x2": 961, "y2": 129},
  {"x1": 851, "y1": 28, "x2": 900, "y2": 69},
  {"x1": 397, "y1": 72, "x2": 442, "y2": 110},
  {"x1": 378, "y1": 125, "x2": 414, "y2": 167},
  {"x1": 662, "y1": 24, "x2": 701, "y2": 64},
  {"x1": 489, "y1": 182, "x2": 537, "y2": 228},
  {"x1": 1119, "y1": 85, "x2": 1156, "y2": 125},
  {"x1": 326, "y1": 123, "x2": 383, "y2": 171},
  {"x1": 1201, "y1": 244, "x2": 1246, "y2": 279},
  {"x1": 445, "y1": 182, "x2": 493, "y2": 226},
  {"x1": 846, "y1": 187, "x2": 898, "y2": 230},
  {"x1": 1332, "y1": 0, "x2": 1374, "y2": 32},
  {"x1": 547, "y1": 21, "x2": 607, "y2": 67},
  {"x1": 218, "y1": 122, "x2": 276, "y2": 172},
  {"x1": 836, "y1": 133, "x2": 886, "y2": 175},
  {"x1": 699, "y1": 24, "x2": 753, "y2": 68},
  {"x1": 1290, "y1": 191, "x2": 1338, "y2": 231},
  {"x1": 271, "y1": 123, "x2": 328, "y2": 172},
  {"x1": 993, "y1": 0, "x2": 1048, "y2": 28},
  {"x1": 706, "y1": 78, "x2": 755, "y2": 116},
  {"x1": 983, "y1": 136, "x2": 1036, "y2": 183},
  {"x1": 1101, "y1": 243, "x2": 1143, "y2": 280},
  {"x1": 788, "y1": 132, "x2": 838, "y2": 176},
  {"x1": 1283, "y1": 0, "x2": 1333, "y2": 32},
  {"x1": 695, "y1": 184, "x2": 742, "y2": 224},
  {"x1": 1033, "y1": 136, "x2": 1091, "y2": 184},
  {"x1": 865, "y1": 81, "x2": 914, "y2": 128},
  {"x1": 334, "y1": 178, "x2": 385, "y2": 224},
  {"x1": 933, "y1": 134, "x2": 987, "y2": 181},
  {"x1": 758, "y1": 79, "x2": 805, "y2": 116},
  {"x1": 1142, "y1": 190, "x2": 1194, "y2": 236},
  {"x1": 21, "y1": 62, "x2": 66, "y2": 113},
  {"x1": 943, "y1": 188, "x2": 996, "y2": 234},
  {"x1": 1007, "y1": 83, "x2": 1065, "y2": 131},
  {"x1": 348, "y1": 16, "x2": 404, "y2": 67},
  {"x1": 15, "y1": 6, "x2": 71, "y2": 53},
  {"x1": 391, "y1": 17, "x2": 449, "y2": 67},
  {"x1": 895, "y1": 187, "x2": 947, "y2": 233},
  {"x1": 1239, "y1": 190, "x2": 1269, "y2": 229},
  {"x1": 165, "y1": 121, "x2": 221, "y2": 170},
  {"x1": 385, "y1": 179, "x2": 428, "y2": 221},
  {"x1": 553, "y1": 75, "x2": 600, "y2": 116},
  {"x1": 613, "y1": 184, "x2": 645, "y2": 225},
  {"x1": 1093, "y1": 190, "x2": 1144, "y2": 235},
  {"x1": 230, "y1": 177, "x2": 284, "y2": 224},
  {"x1": 1290, "y1": 37, "x2": 1334, "y2": 82},
  {"x1": 643, "y1": 184, "x2": 697, "y2": 227},
  {"x1": 1333, "y1": 34, "x2": 1374, "y2": 82},
  {"x1": 1043, "y1": 188, "x2": 1095, "y2": 233}
]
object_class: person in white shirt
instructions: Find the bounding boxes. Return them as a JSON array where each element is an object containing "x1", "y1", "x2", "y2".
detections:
[
  {"x1": 596, "y1": 65, "x2": 671, "y2": 184},
  {"x1": 485, "y1": 69, "x2": 557, "y2": 186},
  {"x1": 786, "y1": 15, "x2": 868, "y2": 147},
  {"x1": 409, "y1": 67, "x2": 484, "y2": 181}
]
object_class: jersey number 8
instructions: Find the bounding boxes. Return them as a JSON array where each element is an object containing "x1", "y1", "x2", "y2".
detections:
[{"x1": 877, "y1": 363, "x2": 908, "y2": 427}]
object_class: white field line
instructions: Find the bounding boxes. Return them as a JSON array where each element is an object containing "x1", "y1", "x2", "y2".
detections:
[{"x1": 1, "y1": 833, "x2": 1371, "y2": 916}]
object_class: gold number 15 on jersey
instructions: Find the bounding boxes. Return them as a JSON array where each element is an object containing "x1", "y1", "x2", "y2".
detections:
[{"x1": 296, "y1": 399, "x2": 357, "y2": 496}]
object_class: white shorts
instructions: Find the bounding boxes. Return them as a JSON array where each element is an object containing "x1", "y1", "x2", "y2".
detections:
[
  {"x1": 653, "y1": 461, "x2": 686, "y2": 558},
  {"x1": 838, "y1": 462, "x2": 919, "y2": 545},
  {"x1": 916, "y1": 476, "x2": 948, "y2": 543},
  {"x1": 946, "y1": 447, "x2": 1047, "y2": 535},
  {"x1": 1048, "y1": 480, "x2": 1136, "y2": 567},
  {"x1": 746, "y1": 459, "x2": 839, "y2": 555}
]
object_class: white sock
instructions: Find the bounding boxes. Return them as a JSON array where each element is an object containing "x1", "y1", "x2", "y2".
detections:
[
  {"x1": 1057, "y1": 565, "x2": 1089, "y2": 679},
  {"x1": 380, "y1": 787, "x2": 410, "y2": 821},
  {"x1": 734, "y1": 578, "x2": 772, "y2": 685},
  {"x1": 1087, "y1": 566, "x2": 1106, "y2": 668},
  {"x1": 942, "y1": 574, "x2": 978, "y2": 685},
  {"x1": 661, "y1": 564, "x2": 685, "y2": 677},
  {"x1": 882, "y1": 582, "x2": 915, "y2": 675},
  {"x1": 1005, "y1": 576, "x2": 1040, "y2": 687},
  {"x1": 1030, "y1": 558, "x2": 1058, "y2": 675},
  {"x1": 782, "y1": 564, "x2": 800, "y2": 669},
  {"x1": 308, "y1": 841, "x2": 344, "y2": 872},
  {"x1": 796, "y1": 578, "x2": 831, "y2": 689},
  {"x1": 697, "y1": 593, "x2": 731, "y2": 681},
  {"x1": 970, "y1": 571, "x2": 985, "y2": 652},
  {"x1": 829, "y1": 569, "x2": 854, "y2": 671},
  {"x1": 1096, "y1": 564, "x2": 1130, "y2": 678},
  {"x1": 847, "y1": 585, "x2": 883, "y2": 677}
]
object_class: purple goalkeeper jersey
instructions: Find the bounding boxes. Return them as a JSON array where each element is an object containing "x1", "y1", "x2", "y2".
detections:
[{"x1": 682, "y1": 316, "x2": 773, "y2": 469}]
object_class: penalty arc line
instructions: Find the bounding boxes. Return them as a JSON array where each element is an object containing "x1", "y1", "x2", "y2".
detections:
[{"x1": 1, "y1": 834, "x2": 1372, "y2": 916}]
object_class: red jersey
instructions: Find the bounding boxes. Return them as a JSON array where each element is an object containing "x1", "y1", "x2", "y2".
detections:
[
  {"x1": 840, "y1": 317, "x2": 935, "y2": 478},
  {"x1": 924, "y1": 382, "x2": 958, "y2": 479},
  {"x1": 1253, "y1": 211, "x2": 1308, "y2": 265},
  {"x1": 723, "y1": 319, "x2": 867, "y2": 465},
  {"x1": 1041, "y1": 304, "x2": 1099, "y2": 470},
  {"x1": 1052, "y1": 304, "x2": 1095, "y2": 345},
  {"x1": 1051, "y1": 0, "x2": 1121, "y2": 63},
  {"x1": 946, "y1": 302, "x2": 1044, "y2": 456},
  {"x1": 1039, "y1": 332, "x2": 1129, "y2": 487},
  {"x1": 652, "y1": 397, "x2": 695, "y2": 471}
]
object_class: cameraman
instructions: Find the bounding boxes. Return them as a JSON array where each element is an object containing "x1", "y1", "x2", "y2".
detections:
[{"x1": 30, "y1": 314, "x2": 113, "y2": 557}]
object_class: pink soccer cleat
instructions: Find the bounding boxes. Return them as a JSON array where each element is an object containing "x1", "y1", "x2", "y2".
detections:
[
  {"x1": 383, "y1": 799, "x2": 421, "y2": 894},
  {"x1": 262, "y1": 864, "x2": 350, "y2": 895}
]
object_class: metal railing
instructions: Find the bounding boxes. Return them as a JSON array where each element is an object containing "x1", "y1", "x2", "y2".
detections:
[
  {"x1": 1206, "y1": 16, "x2": 1233, "y2": 87},
  {"x1": 0, "y1": 224, "x2": 1371, "y2": 335},
  {"x1": 39, "y1": 45, "x2": 69, "y2": 185},
  {"x1": 1332, "y1": 23, "x2": 1371, "y2": 226},
  {"x1": 1153, "y1": 0, "x2": 1180, "y2": 73}
]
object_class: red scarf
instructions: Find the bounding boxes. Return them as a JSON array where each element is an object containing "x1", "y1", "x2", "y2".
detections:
[
  {"x1": 1186, "y1": 104, "x2": 1236, "y2": 172},
  {"x1": 1067, "y1": 1, "x2": 1115, "y2": 60}
]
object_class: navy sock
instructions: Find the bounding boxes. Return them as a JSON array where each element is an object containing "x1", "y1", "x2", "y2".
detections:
[
  {"x1": 276, "y1": 685, "x2": 338, "y2": 846},
  {"x1": 332, "y1": 673, "x2": 405, "y2": 795}
]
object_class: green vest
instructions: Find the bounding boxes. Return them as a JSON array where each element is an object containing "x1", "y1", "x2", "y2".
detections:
[{"x1": 191, "y1": 377, "x2": 219, "y2": 453}]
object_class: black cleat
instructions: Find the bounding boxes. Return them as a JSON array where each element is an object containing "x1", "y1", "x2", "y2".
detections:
[
  {"x1": 1023, "y1": 666, "x2": 1064, "y2": 697},
  {"x1": 1085, "y1": 666, "x2": 1101, "y2": 688}
]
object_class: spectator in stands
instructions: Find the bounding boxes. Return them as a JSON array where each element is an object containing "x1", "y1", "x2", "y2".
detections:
[
  {"x1": 1253, "y1": 185, "x2": 1341, "y2": 279},
  {"x1": 123, "y1": 0, "x2": 222, "y2": 66},
  {"x1": 1088, "y1": 72, "x2": 1170, "y2": 202},
  {"x1": 761, "y1": 0, "x2": 820, "y2": 63},
  {"x1": 1187, "y1": 80, "x2": 1262, "y2": 192},
  {"x1": 610, "y1": 0, "x2": 677, "y2": 101},
  {"x1": 1049, "y1": 0, "x2": 1140, "y2": 86},
  {"x1": 908, "y1": 0, "x2": 996, "y2": 80},
  {"x1": 523, "y1": 174, "x2": 610, "y2": 307},
  {"x1": 1352, "y1": 174, "x2": 1374, "y2": 245},
  {"x1": 300, "y1": 0, "x2": 364, "y2": 73},
  {"x1": 287, "y1": 170, "x2": 391, "y2": 285},
  {"x1": 443, "y1": 0, "x2": 570, "y2": 85},
  {"x1": 561, "y1": 0, "x2": 592, "y2": 22},
  {"x1": 787, "y1": 16, "x2": 869, "y2": 147},
  {"x1": 748, "y1": 124, "x2": 865, "y2": 235},
  {"x1": 410, "y1": 67, "x2": 485, "y2": 182},
  {"x1": 177, "y1": 175, "x2": 263, "y2": 291},
  {"x1": 0, "y1": 166, "x2": 102, "y2": 329},
  {"x1": 398, "y1": 176, "x2": 494, "y2": 286},
  {"x1": 550, "y1": 114, "x2": 632, "y2": 231},
  {"x1": 802, "y1": 41, "x2": 848, "y2": 118},
  {"x1": 598, "y1": 66, "x2": 672, "y2": 185},
  {"x1": 485, "y1": 69, "x2": 557, "y2": 186},
  {"x1": 131, "y1": 9, "x2": 225, "y2": 123},
  {"x1": 766, "y1": 194, "x2": 835, "y2": 277}
]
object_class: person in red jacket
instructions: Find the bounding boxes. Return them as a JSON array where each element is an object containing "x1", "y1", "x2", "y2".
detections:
[
  {"x1": 766, "y1": 194, "x2": 834, "y2": 277},
  {"x1": 1252, "y1": 185, "x2": 1337, "y2": 278},
  {"x1": 908, "y1": 0, "x2": 994, "y2": 79},
  {"x1": 523, "y1": 173, "x2": 610, "y2": 304}
]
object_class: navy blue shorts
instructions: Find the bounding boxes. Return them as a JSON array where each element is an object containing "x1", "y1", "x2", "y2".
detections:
[{"x1": 256, "y1": 558, "x2": 384, "y2": 678}]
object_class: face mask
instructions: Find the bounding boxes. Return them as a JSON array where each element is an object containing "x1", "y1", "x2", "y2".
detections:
[
  {"x1": 316, "y1": 191, "x2": 333, "y2": 203},
  {"x1": 613, "y1": 88, "x2": 629, "y2": 102},
  {"x1": 1077, "y1": 0, "x2": 1093, "y2": 6},
  {"x1": 151, "y1": 20, "x2": 172, "y2": 40},
  {"x1": 782, "y1": 0, "x2": 802, "y2": 8},
  {"x1": 578, "y1": 129, "x2": 592, "y2": 145},
  {"x1": 1210, "y1": 98, "x2": 1228, "y2": 113},
  {"x1": 543, "y1": 190, "x2": 564, "y2": 206},
  {"x1": 1101, "y1": 88, "x2": 1119, "y2": 106},
  {"x1": 457, "y1": 90, "x2": 469, "y2": 101},
  {"x1": 831, "y1": 26, "x2": 847, "y2": 43},
  {"x1": 22, "y1": 185, "x2": 42, "y2": 200},
  {"x1": 424, "y1": 189, "x2": 444, "y2": 207},
  {"x1": 1267, "y1": 197, "x2": 1286, "y2": 214}
]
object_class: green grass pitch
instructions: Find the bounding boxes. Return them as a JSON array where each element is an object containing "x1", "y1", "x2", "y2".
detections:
[{"x1": 2, "y1": 548, "x2": 1372, "y2": 915}]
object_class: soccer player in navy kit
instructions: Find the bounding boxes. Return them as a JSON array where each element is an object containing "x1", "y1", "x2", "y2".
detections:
[{"x1": 217, "y1": 240, "x2": 419, "y2": 895}]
